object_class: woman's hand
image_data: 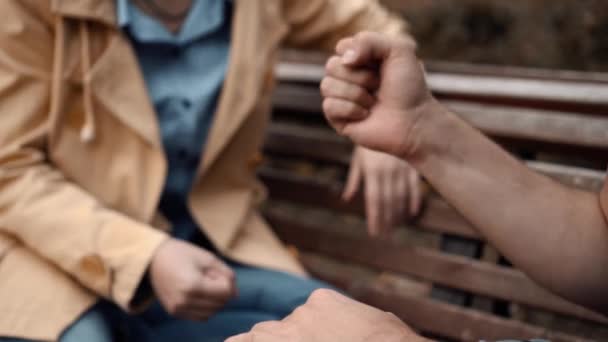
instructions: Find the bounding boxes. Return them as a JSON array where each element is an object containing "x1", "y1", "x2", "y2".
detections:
[
  {"x1": 344, "y1": 146, "x2": 422, "y2": 237},
  {"x1": 150, "y1": 239, "x2": 237, "y2": 321}
]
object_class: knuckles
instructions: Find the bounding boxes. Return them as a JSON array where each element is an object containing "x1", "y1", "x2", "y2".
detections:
[
  {"x1": 307, "y1": 288, "x2": 338, "y2": 306},
  {"x1": 354, "y1": 31, "x2": 376, "y2": 44},
  {"x1": 322, "y1": 98, "x2": 342, "y2": 118},
  {"x1": 353, "y1": 87, "x2": 370, "y2": 105},
  {"x1": 166, "y1": 295, "x2": 189, "y2": 315},
  {"x1": 324, "y1": 55, "x2": 342, "y2": 75},
  {"x1": 319, "y1": 77, "x2": 333, "y2": 96}
]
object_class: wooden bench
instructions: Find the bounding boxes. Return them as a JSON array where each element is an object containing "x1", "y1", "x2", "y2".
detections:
[{"x1": 260, "y1": 50, "x2": 608, "y2": 341}]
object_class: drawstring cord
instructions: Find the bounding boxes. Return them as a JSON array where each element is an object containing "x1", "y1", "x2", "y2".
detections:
[
  {"x1": 49, "y1": 16, "x2": 66, "y2": 139},
  {"x1": 79, "y1": 21, "x2": 96, "y2": 143},
  {"x1": 50, "y1": 18, "x2": 96, "y2": 144}
]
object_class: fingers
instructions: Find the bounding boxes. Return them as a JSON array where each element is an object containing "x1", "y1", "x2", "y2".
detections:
[
  {"x1": 194, "y1": 253, "x2": 237, "y2": 298},
  {"x1": 194, "y1": 274, "x2": 236, "y2": 302},
  {"x1": 324, "y1": 56, "x2": 380, "y2": 90},
  {"x1": 322, "y1": 98, "x2": 369, "y2": 122},
  {"x1": 320, "y1": 76, "x2": 376, "y2": 108},
  {"x1": 167, "y1": 286, "x2": 228, "y2": 321},
  {"x1": 343, "y1": 151, "x2": 362, "y2": 201},
  {"x1": 365, "y1": 169, "x2": 381, "y2": 237},
  {"x1": 395, "y1": 167, "x2": 409, "y2": 222},
  {"x1": 188, "y1": 296, "x2": 230, "y2": 310},
  {"x1": 382, "y1": 171, "x2": 395, "y2": 235},
  {"x1": 408, "y1": 169, "x2": 422, "y2": 216},
  {"x1": 206, "y1": 257, "x2": 235, "y2": 281},
  {"x1": 335, "y1": 37, "x2": 355, "y2": 56},
  {"x1": 174, "y1": 307, "x2": 215, "y2": 321}
]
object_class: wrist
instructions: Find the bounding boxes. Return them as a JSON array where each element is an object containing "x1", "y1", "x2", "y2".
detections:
[{"x1": 402, "y1": 97, "x2": 452, "y2": 169}]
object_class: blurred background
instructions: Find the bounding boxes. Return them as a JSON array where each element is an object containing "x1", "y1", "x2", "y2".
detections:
[{"x1": 383, "y1": 0, "x2": 608, "y2": 71}]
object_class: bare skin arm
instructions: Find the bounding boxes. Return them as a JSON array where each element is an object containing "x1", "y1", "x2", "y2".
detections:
[
  {"x1": 412, "y1": 100, "x2": 608, "y2": 314},
  {"x1": 322, "y1": 32, "x2": 608, "y2": 315}
]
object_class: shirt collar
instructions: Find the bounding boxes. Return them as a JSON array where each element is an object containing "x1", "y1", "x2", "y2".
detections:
[
  {"x1": 116, "y1": 0, "x2": 130, "y2": 28},
  {"x1": 117, "y1": 0, "x2": 227, "y2": 45}
]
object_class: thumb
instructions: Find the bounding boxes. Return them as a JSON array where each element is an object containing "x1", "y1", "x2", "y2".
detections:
[
  {"x1": 207, "y1": 257, "x2": 235, "y2": 281},
  {"x1": 191, "y1": 250, "x2": 236, "y2": 292},
  {"x1": 205, "y1": 258, "x2": 237, "y2": 296},
  {"x1": 341, "y1": 32, "x2": 394, "y2": 67},
  {"x1": 201, "y1": 271, "x2": 237, "y2": 300}
]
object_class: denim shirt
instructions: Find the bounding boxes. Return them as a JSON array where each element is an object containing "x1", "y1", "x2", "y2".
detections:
[{"x1": 117, "y1": 0, "x2": 231, "y2": 242}]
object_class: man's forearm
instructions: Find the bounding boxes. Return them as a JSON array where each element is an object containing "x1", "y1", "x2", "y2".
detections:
[{"x1": 409, "y1": 100, "x2": 608, "y2": 314}]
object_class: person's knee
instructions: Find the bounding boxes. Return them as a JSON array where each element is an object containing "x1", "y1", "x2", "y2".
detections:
[{"x1": 59, "y1": 307, "x2": 114, "y2": 342}]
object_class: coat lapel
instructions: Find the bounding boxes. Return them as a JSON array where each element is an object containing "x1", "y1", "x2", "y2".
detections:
[
  {"x1": 51, "y1": 0, "x2": 117, "y2": 26},
  {"x1": 89, "y1": 33, "x2": 162, "y2": 148},
  {"x1": 199, "y1": 0, "x2": 286, "y2": 176}
]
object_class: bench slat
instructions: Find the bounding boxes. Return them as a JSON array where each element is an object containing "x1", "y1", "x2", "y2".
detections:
[
  {"x1": 279, "y1": 49, "x2": 608, "y2": 84},
  {"x1": 259, "y1": 167, "x2": 479, "y2": 239},
  {"x1": 451, "y1": 100, "x2": 608, "y2": 150},
  {"x1": 272, "y1": 84, "x2": 608, "y2": 158},
  {"x1": 276, "y1": 59, "x2": 608, "y2": 112},
  {"x1": 264, "y1": 122, "x2": 606, "y2": 191},
  {"x1": 302, "y1": 253, "x2": 594, "y2": 342},
  {"x1": 265, "y1": 207, "x2": 608, "y2": 324}
]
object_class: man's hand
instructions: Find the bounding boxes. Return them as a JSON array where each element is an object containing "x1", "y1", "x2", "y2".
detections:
[
  {"x1": 226, "y1": 289, "x2": 430, "y2": 342},
  {"x1": 321, "y1": 31, "x2": 436, "y2": 159},
  {"x1": 150, "y1": 238, "x2": 236, "y2": 321},
  {"x1": 344, "y1": 146, "x2": 422, "y2": 237}
]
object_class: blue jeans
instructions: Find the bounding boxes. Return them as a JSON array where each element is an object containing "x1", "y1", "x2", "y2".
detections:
[{"x1": 1, "y1": 264, "x2": 330, "y2": 342}]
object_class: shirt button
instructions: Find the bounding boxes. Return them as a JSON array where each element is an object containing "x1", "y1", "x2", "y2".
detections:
[{"x1": 182, "y1": 99, "x2": 192, "y2": 109}]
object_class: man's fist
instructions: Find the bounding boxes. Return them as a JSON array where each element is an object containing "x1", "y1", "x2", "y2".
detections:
[
  {"x1": 321, "y1": 31, "x2": 438, "y2": 160},
  {"x1": 227, "y1": 289, "x2": 430, "y2": 342},
  {"x1": 150, "y1": 238, "x2": 236, "y2": 321}
]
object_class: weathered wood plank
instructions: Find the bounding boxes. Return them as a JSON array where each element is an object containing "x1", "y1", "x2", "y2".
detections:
[
  {"x1": 264, "y1": 122, "x2": 606, "y2": 191},
  {"x1": 276, "y1": 58, "x2": 608, "y2": 112},
  {"x1": 264, "y1": 123, "x2": 351, "y2": 165},
  {"x1": 300, "y1": 253, "x2": 433, "y2": 299},
  {"x1": 302, "y1": 253, "x2": 594, "y2": 342},
  {"x1": 449, "y1": 100, "x2": 608, "y2": 150},
  {"x1": 258, "y1": 167, "x2": 479, "y2": 238},
  {"x1": 265, "y1": 208, "x2": 608, "y2": 324},
  {"x1": 272, "y1": 83, "x2": 608, "y2": 157},
  {"x1": 279, "y1": 49, "x2": 608, "y2": 84}
]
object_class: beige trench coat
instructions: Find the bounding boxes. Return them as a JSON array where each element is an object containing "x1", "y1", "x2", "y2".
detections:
[{"x1": 0, "y1": 0, "x2": 405, "y2": 340}]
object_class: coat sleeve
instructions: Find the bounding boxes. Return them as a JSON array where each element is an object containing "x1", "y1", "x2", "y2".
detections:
[
  {"x1": 281, "y1": 0, "x2": 411, "y2": 51},
  {"x1": 0, "y1": 1, "x2": 168, "y2": 311}
]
